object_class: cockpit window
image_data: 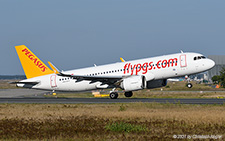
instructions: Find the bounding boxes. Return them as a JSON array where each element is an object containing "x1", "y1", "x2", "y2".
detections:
[
  {"x1": 201, "y1": 56, "x2": 206, "y2": 59},
  {"x1": 193, "y1": 56, "x2": 207, "y2": 61}
]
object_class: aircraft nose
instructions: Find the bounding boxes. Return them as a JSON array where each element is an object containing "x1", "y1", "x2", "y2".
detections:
[{"x1": 208, "y1": 59, "x2": 215, "y2": 69}]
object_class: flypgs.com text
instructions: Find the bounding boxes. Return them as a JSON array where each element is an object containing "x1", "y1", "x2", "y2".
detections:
[{"x1": 124, "y1": 58, "x2": 178, "y2": 75}]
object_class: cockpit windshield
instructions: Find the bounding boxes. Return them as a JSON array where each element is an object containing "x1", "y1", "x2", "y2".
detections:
[{"x1": 194, "y1": 56, "x2": 206, "y2": 61}]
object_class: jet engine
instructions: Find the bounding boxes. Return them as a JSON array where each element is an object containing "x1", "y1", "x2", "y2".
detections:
[
  {"x1": 120, "y1": 75, "x2": 146, "y2": 91},
  {"x1": 146, "y1": 79, "x2": 167, "y2": 89}
]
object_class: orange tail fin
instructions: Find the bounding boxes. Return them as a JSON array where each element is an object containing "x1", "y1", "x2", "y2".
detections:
[{"x1": 15, "y1": 45, "x2": 54, "y2": 79}]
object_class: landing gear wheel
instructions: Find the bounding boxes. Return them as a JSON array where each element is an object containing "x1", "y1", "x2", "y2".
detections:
[
  {"x1": 124, "y1": 91, "x2": 133, "y2": 98},
  {"x1": 110, "y1": 92, "x2": 118, "y2": 99},
  {"x1": 187, "y1": 83, "x2": 193, "y2": 88}
]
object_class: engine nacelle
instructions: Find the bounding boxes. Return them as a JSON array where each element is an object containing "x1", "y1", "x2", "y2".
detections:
[
  {"x1": 146, "y1": 79, "x2": 167, "y2": 89},
  {"x1": 120, "y1": 75, "x2": 146, "y2": 92}
]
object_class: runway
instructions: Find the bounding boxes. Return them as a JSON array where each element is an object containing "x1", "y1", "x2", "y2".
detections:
[
  {"x1": 0, "y1": 89, "x2": 224, "y2": 104},
  {"x1": 0, "y1": 97, "x2": 224, "y2": 104}
]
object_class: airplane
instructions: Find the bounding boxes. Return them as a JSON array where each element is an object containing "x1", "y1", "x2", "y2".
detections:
[{"x1": 13, "y1": 45, "x2": 215, "y2": 99}]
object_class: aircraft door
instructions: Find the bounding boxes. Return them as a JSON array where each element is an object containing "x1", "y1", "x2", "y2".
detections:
[
  {"x1": 180, "y1": 55, "x2": 187, "y2": 68},
  {"x1": 50, "y1": 75, "x2": 57, "y2": 88}
]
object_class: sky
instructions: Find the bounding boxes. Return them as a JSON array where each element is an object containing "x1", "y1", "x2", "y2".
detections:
[{"x1": 0, "y1": 0, "x2": 225, "y2": 75}]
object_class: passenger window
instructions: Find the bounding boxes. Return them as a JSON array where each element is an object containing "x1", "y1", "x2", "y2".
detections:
[{"x1": 198, "y1": 56, "x2": 201, "y2": 60}]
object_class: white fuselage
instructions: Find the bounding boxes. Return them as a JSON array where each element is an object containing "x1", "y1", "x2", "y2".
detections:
[{"x1": 18, "y1": 52, "x2": 215, "y2": 92}]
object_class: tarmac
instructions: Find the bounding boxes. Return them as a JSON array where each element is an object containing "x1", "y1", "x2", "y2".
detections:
[
  {"x1": 0, "y1": 89, "x2": 48, "y2": 98},
  {"x1": 0, "y1": 89, "x2": 224, "y2": 104},
  {"x1": 0, "y1": 97, "x2": 224, "y2": 104}
]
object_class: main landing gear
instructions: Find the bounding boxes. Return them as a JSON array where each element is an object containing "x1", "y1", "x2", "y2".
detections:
[
  {"x1": 109, "y1": 92, "x2": 118, "y2": 99},
  {"x1": 109, "y1": 89, "x2": 133, "y2": 99},
  {"x1": 124, "y1": 91, "x2": 133, "y2": 97}
]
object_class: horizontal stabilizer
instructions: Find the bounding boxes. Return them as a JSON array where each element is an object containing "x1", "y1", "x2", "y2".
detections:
[{"x1": 10, "y1": 81, "x2": 39, "y2": 85}]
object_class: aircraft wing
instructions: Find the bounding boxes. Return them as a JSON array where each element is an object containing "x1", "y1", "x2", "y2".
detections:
[
  {"x1": 59, "y1": 72, "x2": 122, "y2": 80},
  {"x1": 49, "y1": 61, "x2": 154, "y2": 86},
  {"x1": 48, "y1": 61, "x2": 123, "y2": 85},
  {"x1": 58, "y1": 72, "x2": 122, "y2": 86}
]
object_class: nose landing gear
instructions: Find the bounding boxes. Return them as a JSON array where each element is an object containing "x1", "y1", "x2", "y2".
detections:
[
  {"x1": 187, "y1": 83, "x2": 193, "y2": 88},
  {"x1": 185, "y1": 75, "x2": 193, "y2": 88}
]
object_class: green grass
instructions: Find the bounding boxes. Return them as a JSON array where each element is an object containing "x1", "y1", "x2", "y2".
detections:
[
  {"x1": 0, "y1": 116, "x2": 224, "y2": 140},
  {"x1": 0, "y1": 103, "x2": 224, "y2": 140},
  {"x1": 118, "y1": 104, "x2": 127, "y2": 111}
]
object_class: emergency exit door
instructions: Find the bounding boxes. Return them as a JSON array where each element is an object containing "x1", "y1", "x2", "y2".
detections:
[
  {"x1": 50, "y1": 75, "x2": 57, "y2": 87},
  {"x1": 180, "y1": 55, "x2": 187, "y2": 67}
]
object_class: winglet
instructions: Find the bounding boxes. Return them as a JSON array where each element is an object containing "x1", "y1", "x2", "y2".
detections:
[
  {"x1": 48, "y1": 61, "x2": 60, "y2": 74},
  {"x1": 120, "y1": 57, "x2": 125, "y2": 62}
]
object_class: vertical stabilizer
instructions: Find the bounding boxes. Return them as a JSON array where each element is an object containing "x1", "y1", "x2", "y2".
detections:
[{"x1": 15, "y1": 45, "x2": 54, "y2": 79}]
